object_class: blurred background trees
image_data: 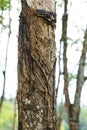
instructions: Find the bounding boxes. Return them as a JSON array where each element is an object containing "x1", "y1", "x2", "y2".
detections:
[
  {"x1": 0, "y1": 0, "x2": 19, "y2": 130},
  {"x1": 56, "y1": 0, "x2": 87, "y2": 130},
  {"x1": 0, "y1": 0, "x2": 87, "y2": 130}
]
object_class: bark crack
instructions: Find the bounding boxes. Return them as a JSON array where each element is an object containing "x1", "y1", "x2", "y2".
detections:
[{"x1": 35, "y1": 9, "x2": 56, "y2": 27}]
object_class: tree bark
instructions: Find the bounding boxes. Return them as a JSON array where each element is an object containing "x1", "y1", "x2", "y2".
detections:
[
  {"x1": 68, "y1": 103, "x2": 80, "y2": 130},
  {"x1": 17, "y1": 0, "x2": 57, "y2": 130},
  {"x1": 61, "y1": 0, "x2": 87, "y2": 130},
  {"x1": 68, "y1": 29, "x2": 87, "y2": 130}
]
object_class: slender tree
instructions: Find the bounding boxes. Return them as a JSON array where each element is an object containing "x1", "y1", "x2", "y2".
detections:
[
  {"x1": 61, "y1": 0, "x2": 87, "y2": 129},
  {"x1": 68, "y1": 29, "x2": 87, "y2": 130},
  {"x1": 0, "y1": 0, "x2": 11, "y2": 114},
  {"x1": 17, "y1": 0, "x2": 57, "y2": 130}
]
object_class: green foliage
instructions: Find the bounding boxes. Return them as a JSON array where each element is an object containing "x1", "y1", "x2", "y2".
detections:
[
  {"x1": 68, "y1": 73, "x2": 77, "y2": 82},
  {"x1": 0, "y1": 0, "x2": 11, "y2": 25},
  {"x1": 61, "y1": 121, "x2": 69, "y2": 130},
  {"x1": 61, "y1": 125, "x2": 65, "y2": 130},
  {"x1": 0, "y1": 0, "x2": 11, "y2": 10},
  {"x1": 0, "y1": 15, "x2": 3, "y2": 24},
  {"x1": 0, "y1": 100, "x2": 18, "y2": 130}
]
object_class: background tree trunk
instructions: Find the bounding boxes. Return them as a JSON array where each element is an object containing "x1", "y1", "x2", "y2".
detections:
[
  {"x1": 17, "y1": 0, "x2": 57, "y2": 130},
  {"x1": 68, "y1": 29, "x2": 87, "y2": 130},
  {"x1": 61, "y1": 0, "x2": 87, "y2": 130}
]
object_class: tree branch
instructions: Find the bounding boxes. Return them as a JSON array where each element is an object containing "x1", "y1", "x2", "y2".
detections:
[
  {"x1": 84, "y1": 76, "x2": 87, "y2": 81},
  {"x1": 74, "y1": 29, "x2": 87, "y2": 105},
  {"x1": 61, "y1": 0, "x2": 70, "y2": 105}
]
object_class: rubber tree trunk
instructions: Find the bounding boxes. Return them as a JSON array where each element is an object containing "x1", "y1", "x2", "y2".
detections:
[{"x1": 17, "y1": 0, "x2": 57, "y2": 130}]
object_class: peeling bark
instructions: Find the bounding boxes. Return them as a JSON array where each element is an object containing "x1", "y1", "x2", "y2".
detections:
[{"x1": 17, "y1": 0, "x2": 57, "y2": 130}]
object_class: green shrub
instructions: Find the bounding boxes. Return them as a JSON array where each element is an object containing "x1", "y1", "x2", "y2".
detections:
[{"x1": 0, "y1": 100, "x2": 18, "y2": 130}]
